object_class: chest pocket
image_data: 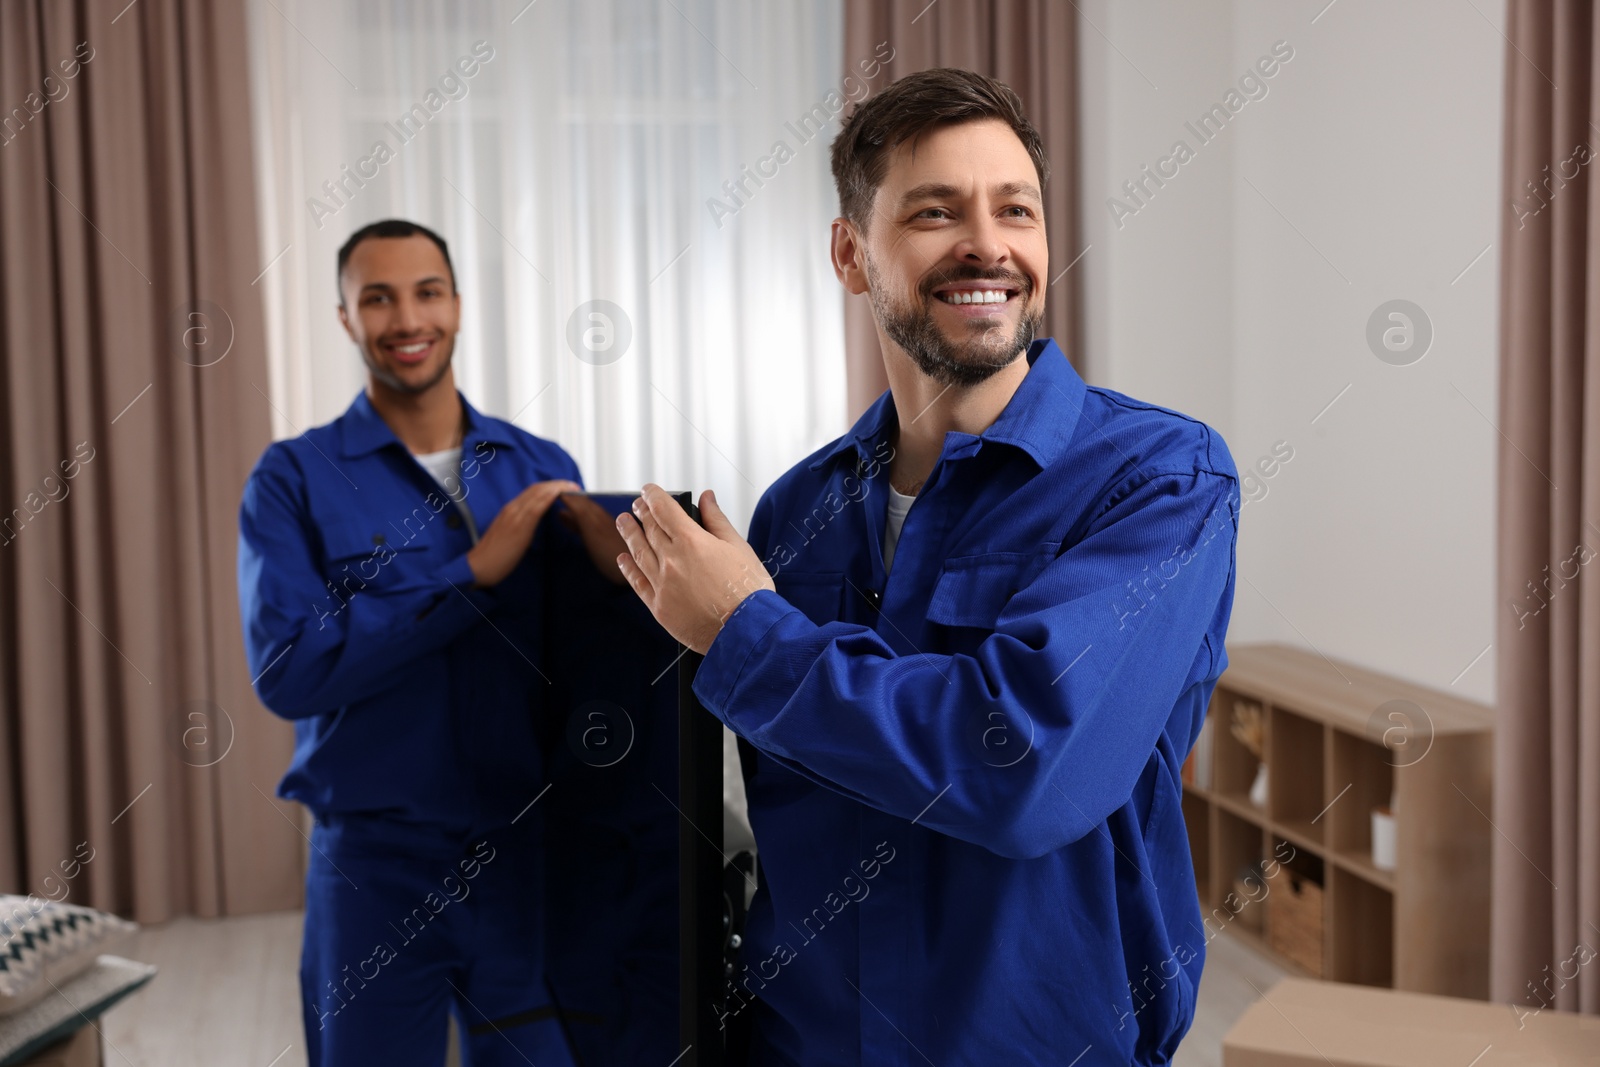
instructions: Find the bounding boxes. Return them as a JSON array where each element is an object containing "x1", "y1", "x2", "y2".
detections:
[
  {"x1": 771, "y1": 571, "x2": 846, "y2": 627},
  {"x1": 319, "y1": 515, "x2": 436, "y2": 594},
  {"x1": 925, "y1": 548, "x2": 1057, "y2": 631}
]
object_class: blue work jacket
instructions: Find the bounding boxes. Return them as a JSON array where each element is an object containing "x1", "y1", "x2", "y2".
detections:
[
  {"x1": 238, "y1": 392, "x2": 681, "y2": 1057},
  {"x1": 693, "y1": 339, "x2": 1240, "y2": 1066},
  {"x1": 237, "y1": 389, "x2": 589, "y2": 832}
]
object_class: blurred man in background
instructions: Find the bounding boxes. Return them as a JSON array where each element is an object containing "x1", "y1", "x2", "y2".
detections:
[{"x1": 238, "y1": 219, "x2": 628, "y2": 1066}]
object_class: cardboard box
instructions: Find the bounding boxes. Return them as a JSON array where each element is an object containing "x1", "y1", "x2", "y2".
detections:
[
  {"x1": 10, "y1": 1025, "x2": 101, "y2": 1067},
  {"x1": 1224, "y1": 978, "x2": 1600, "y2": 1066}
]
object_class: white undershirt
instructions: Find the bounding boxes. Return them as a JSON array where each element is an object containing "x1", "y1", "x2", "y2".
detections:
[
  {"x1": 883, "y1": 484, "x2": 917, "y2": 574},
  {"x1": 413, "y1": 446, "x2": 480, "y2": 542}
]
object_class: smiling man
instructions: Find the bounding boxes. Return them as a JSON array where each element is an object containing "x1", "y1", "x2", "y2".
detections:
[
  {"x1": 617, "y1": 70, "x2": 1240, "y2": 1064},
  {"x1": 238, "y1": 220, "x2": 631, "y2": 1065}
]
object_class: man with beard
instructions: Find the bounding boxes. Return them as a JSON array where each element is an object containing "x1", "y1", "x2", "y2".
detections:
[
  {"x1": 238, "y1": 220, "x2": 631, "y2": 1065},
  {"x1": 614, "y1": 69, "x2": 1241, "y2": 1064}
]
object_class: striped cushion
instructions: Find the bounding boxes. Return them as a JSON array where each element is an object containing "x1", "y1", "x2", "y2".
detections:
[{"x1": 0, "y1": 897, "x2": 136, "y2": 1016}]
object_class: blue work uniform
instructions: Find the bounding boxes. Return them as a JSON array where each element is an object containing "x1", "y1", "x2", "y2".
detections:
[
  {"x1": 238, "y1": 390, "x2": 671, "y2": 1066},
  {"x1": 694, "y1": 339, "x2": 1239, "y2": 1066}
]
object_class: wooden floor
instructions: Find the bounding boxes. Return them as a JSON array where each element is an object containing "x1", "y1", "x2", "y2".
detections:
[
  {"x1": 97, "y1": 910, "x2": 1285, "y2": 1066},
  {"x1": 99, "y1": 912, "x2": 304, "y2": 1067},
  {"x1": 1174, "y1": 929, "x2": 1292, "y2": 1067}
]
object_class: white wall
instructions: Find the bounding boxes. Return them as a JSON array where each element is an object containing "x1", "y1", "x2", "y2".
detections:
[{"x1": 1078, "y1": 0, "x2": 1505, "y2": 705}]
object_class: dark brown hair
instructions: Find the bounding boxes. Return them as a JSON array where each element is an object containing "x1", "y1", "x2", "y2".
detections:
[{"x1": 829, "y1": 67, "x2": 1049, "y2": 229}]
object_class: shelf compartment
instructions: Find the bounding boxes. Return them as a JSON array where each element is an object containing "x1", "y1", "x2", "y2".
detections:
[
  {"x1": 1326, "y1": 866, "x2": 1393, "y2": 987},
  {"x1": 1268, "y1": 708, "x2": 1326, "y2": 841},
  {"x1": 1327, "y1": 729, "x2": 1396, "y2": 873},
  {"x1": 1210, "y1": 687, "x2": 1267, "y2": 808},
  {"x1": 1213, "y1": 808, "x2": 1268, "y2": 936},
  {"x1": 1265, "y1": 836, "x2": 1325, "y2": 977}
]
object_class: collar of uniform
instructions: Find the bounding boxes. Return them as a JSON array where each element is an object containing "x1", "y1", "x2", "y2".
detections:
[
  {"x1": 338, "y1": 389, "x2": 518, "y2": 459},
  {"x1": 806, "y1": 337, "x2": 1085, "y2": 474},
  {"x1": 807, "y1": 382, "x2": 898, "y2": 473},
  {"x1": 952, "y1": 337, "x2": 1084, "y2": 468}
]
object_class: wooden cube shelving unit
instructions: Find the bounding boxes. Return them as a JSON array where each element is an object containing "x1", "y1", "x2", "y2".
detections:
[{"x1": 1181, "y1": 643, "x2": 1494, "y2": 999}]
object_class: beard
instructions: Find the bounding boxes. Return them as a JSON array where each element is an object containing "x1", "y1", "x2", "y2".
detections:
[
  {"x1": 866, "y1": 258, "x2": 1041, "y2": 387},
  {"x1": 361, "y1": 335, "x2": 455, "y2": 395}
]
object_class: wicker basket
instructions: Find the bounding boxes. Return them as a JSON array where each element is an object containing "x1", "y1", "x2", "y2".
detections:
[
  {"x1": 1230, "y1": 869, "x2": 1266, "y2": 934},
  {"x1": 1267, "y1": 872, "x2": 1324, "y2": 976}
]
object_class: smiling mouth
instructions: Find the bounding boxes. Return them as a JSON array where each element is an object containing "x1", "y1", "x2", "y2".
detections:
[
  {"x1": 936, "y1": 288, "x2": 1015, "y2": 305},
  {"x1": 384, "y1": 338, "x2": 437, "y2": 364},
  {"x1": 932, "y1": 284, "x2": 1023, "y2": 309}
]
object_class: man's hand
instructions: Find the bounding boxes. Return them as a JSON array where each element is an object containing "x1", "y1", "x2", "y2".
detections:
[
  {"x1": 556, "y1": 491, "x2": 629, "y2": 586},
  {"x1": 615, "y1": 484, "x2": 775, "y2": 654},
  {"x1": 466, "y1": 479, "x2": 581, "y2": 588}
]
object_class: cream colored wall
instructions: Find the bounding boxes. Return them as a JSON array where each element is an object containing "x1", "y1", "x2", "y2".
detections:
[{"x1": 1078, "y1": 0, "x2": 1505, "y2": 705}]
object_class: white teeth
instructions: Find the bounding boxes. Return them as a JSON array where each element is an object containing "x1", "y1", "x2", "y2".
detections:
[
  {"x1": 941, "y1": 289, "x2": 1009, "y2": 305},
  {"x1": 394, "y1": 341, "x2": 430, "y2": 353}
]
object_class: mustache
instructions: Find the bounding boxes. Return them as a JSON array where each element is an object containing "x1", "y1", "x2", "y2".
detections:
[{"x1": 917, "y1": 265, "x2": 1032, "y2": 302}]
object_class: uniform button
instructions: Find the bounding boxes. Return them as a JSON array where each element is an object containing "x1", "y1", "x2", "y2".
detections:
[
  {"x1": 863, "y1": 587, "x2": 883, "y2": 611},
  {"x1": 371, "y1": 533, "x2": 386, "y2": 546},
  {"x1": 446, "y1": 513, "x2": 463, "y2": 529}
]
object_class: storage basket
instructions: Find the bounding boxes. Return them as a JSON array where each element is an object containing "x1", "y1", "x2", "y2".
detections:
[{"x1": 1267, "y1": 872, "x2": 1323, "y2": 975}]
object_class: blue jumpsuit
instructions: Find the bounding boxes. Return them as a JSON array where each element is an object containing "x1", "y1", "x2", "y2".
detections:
[
  {"x1": 693, "y1": 339, "x2": 1240, "y2": 1065},
  {"x1": 238, "y1": 390, "x2": 674, "y2": 1066}
]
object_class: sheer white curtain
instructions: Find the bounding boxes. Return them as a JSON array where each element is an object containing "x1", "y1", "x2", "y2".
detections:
[{"x1": 245, "y1": 0, "x2": 847, "y2": 532}]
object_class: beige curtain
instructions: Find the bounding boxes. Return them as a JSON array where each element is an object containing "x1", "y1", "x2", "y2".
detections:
[
  {"x1": 0, "y1": 0, "x2": 301, "y2": 921},
  {"x1": 840, "y1": 0, "x2": 1082, "y2": 419},
  {"x1": 1493, "y1": 0, "x2": 1600, "y2": 1013}
]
